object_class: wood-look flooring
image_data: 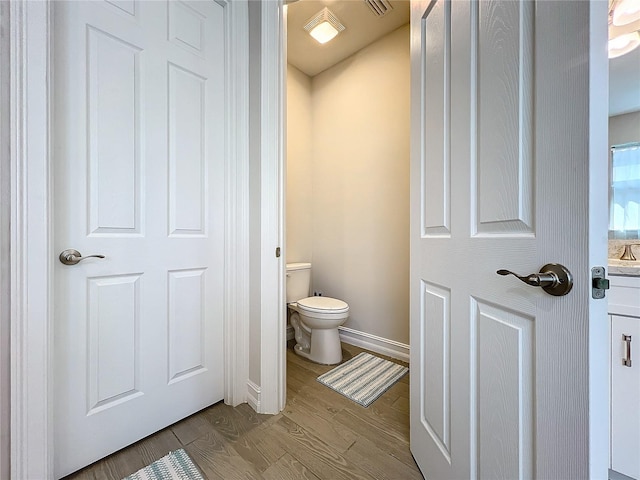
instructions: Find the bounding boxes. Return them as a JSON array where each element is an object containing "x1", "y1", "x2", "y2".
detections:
[{"x1": 64, "y1": 343, "x2": 422, "y2": 480}]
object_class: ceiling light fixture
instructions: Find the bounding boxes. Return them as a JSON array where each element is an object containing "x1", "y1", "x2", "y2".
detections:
[
  {"x1": 608, "y1": 0, "x2": 640, "y2": 58},
  {"x1": 304, "y1": 7, "x2": 346, "y2": 45},
  {"x1": 612, "y1": 0, "x2": 640, "y2": 26},
  {"x1": 609, "y1": 30, "x2": 640, "y2": 58}
]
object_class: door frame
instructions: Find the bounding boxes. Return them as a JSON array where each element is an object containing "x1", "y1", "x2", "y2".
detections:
[
  {"x1": 261, "y1": 0, "x2": 610, "y2": 474},
  {"x1": 6, "y1": 1, "x2": 250, "y2": 477},
  {"x1": 0, "y1": 2, "x2": 11, "y2": 478},
  {"x1": 256, "y1": 0, "x2": 287, "y2": 415}
]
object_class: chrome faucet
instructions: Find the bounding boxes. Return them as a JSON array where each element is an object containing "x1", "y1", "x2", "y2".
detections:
[{"x1": 620, "y1": 244, "x2": 640, "y2": 261}]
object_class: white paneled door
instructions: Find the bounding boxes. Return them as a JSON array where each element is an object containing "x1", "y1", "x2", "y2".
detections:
[
  {"x1": 53, "y1": 1, "x2": 227, "y2": 477},
  {"x1": 410, "y1": 1, "x2": 608, "y2": 479}
]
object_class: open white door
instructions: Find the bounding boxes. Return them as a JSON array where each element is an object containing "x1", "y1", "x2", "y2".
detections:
[
  {"x1": 53, "y1": 1, "x2": 234, "y2": 476},
  {"x1": 409, "y1": 1, "x2": 609, "y2": 479}
]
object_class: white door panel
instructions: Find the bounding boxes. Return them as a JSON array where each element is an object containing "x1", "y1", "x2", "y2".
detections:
[
  {"x1": 53, "y1": 1, "x2": 226, "y2": 477},
  {"x1": 410, "y1": 1, "x2": 607, "y2": 479}
]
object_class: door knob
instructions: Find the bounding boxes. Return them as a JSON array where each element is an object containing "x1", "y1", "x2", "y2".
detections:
[
  {"x1": 59, "y1": 249, "x2": 105, "y2": 266},
  {"x1": 497, "y1": 263, "x2": 573, "y2": 296}
]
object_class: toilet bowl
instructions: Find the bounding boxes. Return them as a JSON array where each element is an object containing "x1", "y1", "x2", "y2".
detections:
[{"x1": 286, "y1": 263, "x2": 349, "y2": 365}]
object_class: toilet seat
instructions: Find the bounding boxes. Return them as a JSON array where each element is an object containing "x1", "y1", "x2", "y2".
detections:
[{"x1": 297, "y1": 296, "x2": 349, "y2": 315}]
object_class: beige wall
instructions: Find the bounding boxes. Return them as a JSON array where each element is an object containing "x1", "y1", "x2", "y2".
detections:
[
  {"x1": 609, "y1": 110, "x2": 640, "y2": 147},
  {"x1": 286, "y1": 65, "x2": 313, "y2": 263},
  {"x1": 287, "y1": 24, "x2": 410, "y2": 344}
]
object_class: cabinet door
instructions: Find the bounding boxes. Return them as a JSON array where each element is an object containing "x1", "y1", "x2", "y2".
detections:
[{"x1": 611, "y1": 315, "x2": 640, "y2": 479}]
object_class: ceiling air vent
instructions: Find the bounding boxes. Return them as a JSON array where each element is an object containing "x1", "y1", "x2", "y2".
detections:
[{"x1": 363, "y1": 0, "x2": 393, "y2": 17}]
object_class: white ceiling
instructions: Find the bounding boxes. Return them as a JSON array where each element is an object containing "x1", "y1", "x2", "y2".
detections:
[
  {"x1": 286, "y1": 0, "x2": 639, "y2": 116},
  {"x1": 287, "y1": 0, "x2": 410, "y2": 77}
]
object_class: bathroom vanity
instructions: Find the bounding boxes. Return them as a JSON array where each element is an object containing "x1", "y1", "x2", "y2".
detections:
[{"x1": 608, "y1": 263, "x2": 640, "y2": 480}]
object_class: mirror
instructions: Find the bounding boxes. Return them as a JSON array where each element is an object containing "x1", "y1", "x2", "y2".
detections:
[
  {"x1": 608, "y1": 32, "x2": 640, "y2": 239},
  {"x1": 610, "y1": 142, "x2": 640, "y2": 238}
]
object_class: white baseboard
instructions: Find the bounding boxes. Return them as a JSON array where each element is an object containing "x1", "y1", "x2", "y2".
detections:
[
  {"x1": 286, "y1": 325, "x2": 294, "y2": 341},
  {"x1": 246, "y1": 380, "x2": 261, "y2": 412},
  {"x1": 338, "y1": 326, "x2": 410, "y2": 363}
]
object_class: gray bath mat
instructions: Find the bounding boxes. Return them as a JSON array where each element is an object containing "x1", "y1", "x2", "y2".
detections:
[{"x1": 317, "y1": 352, "x2": 408, "y2": 407}]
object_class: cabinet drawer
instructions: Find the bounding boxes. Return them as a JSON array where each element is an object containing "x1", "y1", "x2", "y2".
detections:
[{"x1": 609, "y1": 276, "x2": 640, "y2": 317}]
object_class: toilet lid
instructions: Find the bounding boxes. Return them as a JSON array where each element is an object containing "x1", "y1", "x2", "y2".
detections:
[{"x1": 297, "y1": 296, "x2": 349, "y2": 314}]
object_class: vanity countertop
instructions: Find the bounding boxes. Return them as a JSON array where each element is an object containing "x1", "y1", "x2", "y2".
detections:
[{"x1": 608, "y1": 259, "x2": 640, "y2": 277}]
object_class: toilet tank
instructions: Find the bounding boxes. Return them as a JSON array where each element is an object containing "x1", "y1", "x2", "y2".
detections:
[{"x1": 286, "y1": 263, "x2": 311, "y2": 303}]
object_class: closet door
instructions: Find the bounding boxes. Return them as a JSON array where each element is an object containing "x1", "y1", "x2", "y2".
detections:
[{"x1": 53, "y1": 1, "x2": 228, "y2": 476}]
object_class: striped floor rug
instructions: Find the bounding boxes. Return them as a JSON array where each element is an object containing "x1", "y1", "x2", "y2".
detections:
[
  {"x1": 317, "y1": 352, "x2": 408, "y2": 407},
  {"x1": 122, "y1": 449, "x2": 203, "y2": 480}
]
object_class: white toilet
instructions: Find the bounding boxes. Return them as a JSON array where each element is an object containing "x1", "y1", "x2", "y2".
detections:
[{"x1": 286, "y1": 262, "x2": 349, "y2": 365}]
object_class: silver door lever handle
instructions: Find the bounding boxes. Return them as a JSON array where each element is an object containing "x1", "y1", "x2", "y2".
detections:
[
  {"x1": 496, "y1": 270, "x2": 557, "y2": 287},
  {"x1": 497, "y1": 263, "x2": 573, "y2": 296},
  {"x1": 59, "y1": 249, "x2": 105, "y2": 266}
]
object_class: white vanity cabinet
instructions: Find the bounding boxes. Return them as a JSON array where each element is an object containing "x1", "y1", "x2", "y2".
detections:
[{"x1": 609, "y1": 274, "x2": 640, "y2": 480}]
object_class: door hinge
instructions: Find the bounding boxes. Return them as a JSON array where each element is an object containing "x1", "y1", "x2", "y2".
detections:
[
  {"x1": 275, "y1": 247, "x2": 281, "y2": 258},
  {"x1": 591, "y1": 266, "x2": 610, "y2": 299}
]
